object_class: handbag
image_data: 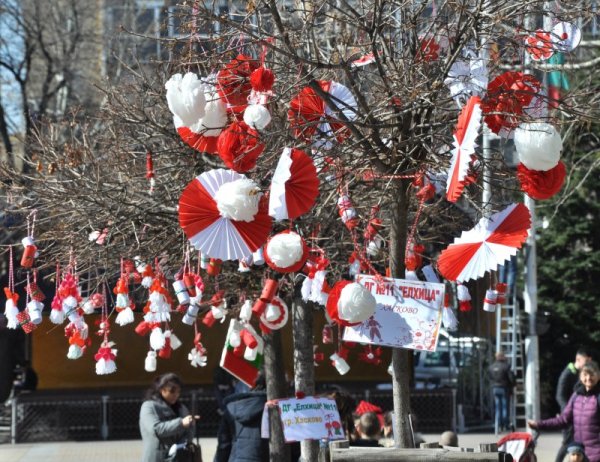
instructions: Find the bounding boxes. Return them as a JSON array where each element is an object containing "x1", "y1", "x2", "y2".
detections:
[{"x1": 165, "y1": 441, "x2": 202, "y2": 462}]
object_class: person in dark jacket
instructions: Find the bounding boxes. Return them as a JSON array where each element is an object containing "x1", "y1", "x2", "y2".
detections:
[
  {"x1": 529, "y1": 361, "x2": 600, "y2": 462},
  {"x1": 139, "y1": 373, "x2": 198, "y2": 462},
  {"x1": 488, "y1": 351, "x2": 516, "y2": 433},
  {"x1": 213, "y1": 376, "x2": 268, "y2": 462},
  {"x1": 555, "y1": 348, "x2": 593, "y2": 462}
]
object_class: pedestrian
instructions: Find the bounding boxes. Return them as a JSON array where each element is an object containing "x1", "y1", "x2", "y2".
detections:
[
  {"x1": 439, "y1": 430, "x2": 459, "y2": 447},
  {"x1": 567, "y1": 442, "x2": 591, "y2": 462},
  {"x1": 213, "y1": 374, "x2": 268, "y2": 462},
  {"x1": 352, "y1": 412, "x2": 381, "y2": 447},
  {"x1": 529, "y1": 361, "x2": 600, "y2": 462},
  {"x1": 555, "y1": 348, "x2": 594, "y2": 462},
  {"x1": 139, "y1": 372, "x2": 200, "y2": 462},
  {"x1": 488, "y1": 351, "x2": 516, "y2": 433}
]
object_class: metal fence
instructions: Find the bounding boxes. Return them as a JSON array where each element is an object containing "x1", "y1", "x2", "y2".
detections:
[{"x1": 8, "y1": 388, "x2": 456, "y2": 444}]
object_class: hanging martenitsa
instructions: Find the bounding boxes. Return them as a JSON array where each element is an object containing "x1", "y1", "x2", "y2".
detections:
[{"x1": 94, "y1": 288, "x2": 117, "y2": 375}]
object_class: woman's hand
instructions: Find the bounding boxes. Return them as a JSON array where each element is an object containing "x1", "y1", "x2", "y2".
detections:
[
  {"x1": 527, "y1": 419, "x2": 538, "y2": 429},
  {"x1": 182, "y1": 415, "x2": 200, "y2": 427}
]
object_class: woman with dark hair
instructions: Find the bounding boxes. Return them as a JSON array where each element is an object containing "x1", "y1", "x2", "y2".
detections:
[{"x1": 139, "y1": 373, "x2": 199, "y2": 462}]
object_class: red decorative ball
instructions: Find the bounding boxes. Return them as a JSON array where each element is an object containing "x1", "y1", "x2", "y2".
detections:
[
  {"x1": 217, "y1": 121, "x2": 265, "y2": 172},
  {"x1": 250, "y1": 67, "x2": 275, "y2": 92},
  {"x1": 217, "y1": 54, "x2": 259, "y2": 108},
  {"x1": 517, "y1": 161, "x2": 566, "y2": 200}
]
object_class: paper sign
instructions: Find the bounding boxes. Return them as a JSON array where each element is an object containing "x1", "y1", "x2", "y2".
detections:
[
  {"x1": 276, "y1": 397, "x2": 345, "y2": 442},
  {"x1": 343, "y1": 274, "x2": 445, "y2": 352}
]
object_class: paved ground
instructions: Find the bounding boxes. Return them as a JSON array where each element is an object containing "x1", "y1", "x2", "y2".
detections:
[{"x1": 0, "y1": 431, "x2": 563, "y2": 461}]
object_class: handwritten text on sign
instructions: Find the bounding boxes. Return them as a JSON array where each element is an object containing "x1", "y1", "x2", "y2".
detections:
[
  {"x1": 343, "y1": 275, "x2": 445, "y2": 352},
  {"x1": 277, "y1": 397, "x2": 344, "y2": 442}
]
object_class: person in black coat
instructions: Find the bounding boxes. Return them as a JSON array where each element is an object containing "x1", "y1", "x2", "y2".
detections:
[
  {"x1": 213, "y1": 375, "x2": 268, "y2": 462},
  {"x1": 555, "y1": 348, "x2": 593, "y2": 462}
]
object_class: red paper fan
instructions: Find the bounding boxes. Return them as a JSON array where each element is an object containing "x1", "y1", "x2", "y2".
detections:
[
  {"x1": 437, "y1": 203, "x2": 531, "y2": 282},
  {"x1": 525, "y1": 30, "x2": 555, "y2": 61},
  {"x1": 217, "y1": 121, "x2": 265, "y2": 172},
  {"x1": 269, "y1": 148, "x2": 319, "y2": 220},
  {"x1": 217, "y1": 54, "x2": 259, "y2": 108},
  {"x1": 517, "y1": 161, "x2": 566, "y2": 200},
  {"x1": 288, "y1": 81, "x2": 356, "y2": 144},
  {"x1": 446, "y1": 96, "x2": 482, "y2": 203},
  {"x1": 178, "y1": 169, "x2": 272, "y2": 260},
  {"x1": 481, "y1": 72, "x2": 541, "y2": 136},
  {"x1": 177, "y1": 126, "x2": 219, "y2": 154}
]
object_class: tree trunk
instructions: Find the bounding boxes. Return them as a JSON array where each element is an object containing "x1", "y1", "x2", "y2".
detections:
[
  {"x1": 292, "y1": 296, "x2": 318, "y2": 461},
  {"x1": 389, "y1": 181, "x2": 413, "y2": 447},
  {"x1": 0, "y1": 102, "x2": 14, "y2": 168},
  {"x1": 264, "y1": 329, "x2": 292, "y2": 461}
]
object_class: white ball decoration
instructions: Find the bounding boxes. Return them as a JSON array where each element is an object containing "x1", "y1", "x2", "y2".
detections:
[
  {"x1": 338, "y1": 282, "x2": 377, "y2": 324},
  {"x1": 215, "y1": 178, "x2": 261, "y2": 222},
  {"x1": 243, "y1": 104, "x2": 272, "y2": 130},
  {"x1": 514, "y1": 122, "x2": 562, "y2": 171},
  {"x1": 266, "y1": 232, "x2": 304, "y2": 269}
]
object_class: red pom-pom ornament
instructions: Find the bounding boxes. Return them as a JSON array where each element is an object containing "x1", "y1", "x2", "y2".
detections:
[
  {"x1": 517, "y1": 161, "x2": 566, "y2": 200},
  {"x1": 250, "y1": 67, "x2": 275, "y2": 92},
  {"x1": 217, "y1": 121, "x2": 265, "y2": 172},
  {"x1": 264, "y1": 230, "x2": 309, "y2": 273}
]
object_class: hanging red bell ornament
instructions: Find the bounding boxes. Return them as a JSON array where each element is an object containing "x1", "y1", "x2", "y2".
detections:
[
  {"x1": 264, "y1": 231, "x2": 309, "y2": 274},
  {"x1": 217, "y1": 121, "x2": 265, "y2": 173}
]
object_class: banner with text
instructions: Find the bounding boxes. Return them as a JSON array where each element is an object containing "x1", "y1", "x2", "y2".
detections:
[
  {"x1": 342, "y1": 274, "x2": 445, "y2": 352},
  {"x1": 272, "y1": 397, "x2": 345, "y2": 442}
]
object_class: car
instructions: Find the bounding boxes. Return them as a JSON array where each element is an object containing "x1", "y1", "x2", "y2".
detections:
[{"x1": 413, "y1": 330, "x2": 491, "y2": 389}]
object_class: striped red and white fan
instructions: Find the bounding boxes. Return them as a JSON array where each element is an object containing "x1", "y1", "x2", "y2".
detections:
[
  {"x1": 178, "y1": 169, "x2": 272, "y2": 261},
  {"x1": 288, "y1": 80, "x2": 357, "y2": 144},
  {"x1": 269, "y1": 147, "x2": 319, "y2": 221},
  {"x1": 437, "y1": 203, "x2": 531, "y2": 282},
  {"x1": 446, "y1": 96, "x2": 482, "y2": 203}
]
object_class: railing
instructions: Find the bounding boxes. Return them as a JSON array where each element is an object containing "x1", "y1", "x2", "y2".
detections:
[{"x1": 8, "y1": 387, "x2": 456, "y2": 444}]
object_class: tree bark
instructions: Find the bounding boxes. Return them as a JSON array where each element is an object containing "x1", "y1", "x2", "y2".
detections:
[
  {"x1": 264, "y1": 329, "x2": 291, "y2": 461},
  {"x1": 389, "y1": 181, "x2": 413, "y2": 448},
  {"x1": 292, "y1": 296, "x2": 318, "y2": 462},
  {"x1": 0, "y1": 102, "x2": 14, "y2": 168}
]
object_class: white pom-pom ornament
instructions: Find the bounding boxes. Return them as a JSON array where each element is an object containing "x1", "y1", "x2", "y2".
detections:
[
  {"x1": 514, "y1": 123, "x2": 562, "y2": 171},
  {"x1": 67, "y1": 344, "x2": 83, "y2": 360},
  {"x1": 4, "y1": 299, "x2": 19, "y2": 329},
  {"x1": 243, "y1": 104, "x2": 272, "y2": 130},
  {"x1": 145, "y1": 351, "x2": 157, "y2": 372},
  {"x1": 189, "y1": 87, "x2": 228, "y2": 137},
  {"x1": 326, "y1": 281, "x2": 376, "y2": 326},
  {"x1": 165, "y1": 73, "x2": 206, "y2": 127},
  {"x1": 115, "y1": 307, "x2": 134, "y2": 326},
  {"x1": 264, "y1": 231, "x2": 308, "y2": 273},
  {"x1": 150, "y1": 327, "x2": 166, "y2": 351},
  {"x1": 215, "y1": 178, "x2": 261, "y2": 222}
]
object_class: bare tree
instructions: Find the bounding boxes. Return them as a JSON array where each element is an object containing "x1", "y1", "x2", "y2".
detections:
[{"x1": 1, "y1": 0, "x2": 599, "y2": 459}]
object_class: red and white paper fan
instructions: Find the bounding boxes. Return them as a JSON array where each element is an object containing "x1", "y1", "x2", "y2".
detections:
[
  {"x1": 288, "y1": 80, "x2": 357, "y2": 144},
  {"x1": 437, "y1": 203, "x2": 531, "y2": 282},
  {"x1": 263, "y1": 230, "x2": 309, "y2": 273},
  {"x1": 260, "y1": 296, "x2": 289, "y2": 330},
  {"x1": 178, "y1": 169, "x2": 272, "y2": 261},
  {"x1": 552, "y1": 22, "x2": 581, "y2": 53},
  {"x1": 525, "y1": 30, "x2": 555, "y2": 61},
  {"x1": 269, "y1": 147, "x2": 319, "y2": 220},
  {"x1": 446, "y1": 96, "x2": 482, "y2": 203}
]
